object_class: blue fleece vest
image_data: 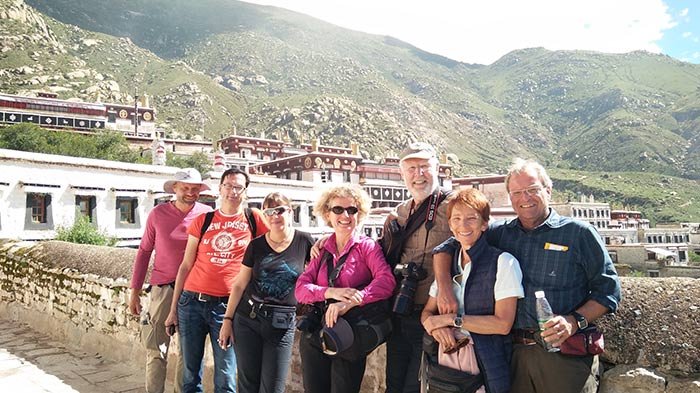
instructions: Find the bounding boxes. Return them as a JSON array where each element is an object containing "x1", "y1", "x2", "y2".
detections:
[{"x1": 452, "y1": 235, "x2": 512, "y2": 393}]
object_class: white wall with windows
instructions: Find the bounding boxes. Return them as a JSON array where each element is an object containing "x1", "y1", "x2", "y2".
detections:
[
  {"x1": 0, "y1": 149, "x2": 186, "y2": 242},
  {"x1": 0, "y1": 149, "x2": 334, "y2": 243}
]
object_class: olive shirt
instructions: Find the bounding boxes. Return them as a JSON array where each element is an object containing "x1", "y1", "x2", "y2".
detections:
[{"x1": 394, "y1": 196, "x2": 452, "y2": 306}]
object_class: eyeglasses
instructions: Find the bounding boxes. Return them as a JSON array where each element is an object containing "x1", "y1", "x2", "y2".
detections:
[
  {"x1": 401, "y1": 163, "x2": 434, "y2": 174},
  {"x1": 263, "y1": 206, "x2": 290, "y2": 217},
  {"x1": 508, "y1": 185, "x2": 544, "y2": 199},
  {"x1": 221, "y1": 184, "x2": 246, "y2": 193},
  {"x1": 330, "y1": 206, "x2": 359, "y2": 215}
]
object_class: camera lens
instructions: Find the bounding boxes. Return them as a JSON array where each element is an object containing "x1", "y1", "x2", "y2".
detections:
[{"x1": 392, "y1": 277, "x2": 418, "y2": 315}]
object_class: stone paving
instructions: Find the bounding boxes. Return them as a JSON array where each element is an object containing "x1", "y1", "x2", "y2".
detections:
[{"x1": 0, "y1": 318, "x2": 156, "y2": 392}]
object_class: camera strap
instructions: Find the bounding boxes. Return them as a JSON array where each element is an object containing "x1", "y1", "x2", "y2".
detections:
[
  {"x1": 323, "y1": 246, "x2": 356, "y2": 288},
  {"x1": 418, "y1": 188, "x2": 449, "y2": 267}
]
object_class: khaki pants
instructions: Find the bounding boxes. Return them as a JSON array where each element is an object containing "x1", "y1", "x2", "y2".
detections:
[
  {"x1": 140, "y1": 285, "x2": 183, "y2": 393},
  {"x1": 511, "y1": 343, "x2": 599, "y2": 393}
]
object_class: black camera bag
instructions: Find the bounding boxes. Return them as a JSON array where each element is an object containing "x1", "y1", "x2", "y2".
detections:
[
  {"x1": 321, "y1": 251, "x2": 393, "y2": 361},
  {"x1": 421, "y1": 333, "x2": 484, "y2": 393}
]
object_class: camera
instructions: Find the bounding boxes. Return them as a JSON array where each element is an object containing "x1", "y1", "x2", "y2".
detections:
[
  {"x1": 392, "y1": 262, "x2": 428, "y2": 316},
  {"x1": 296, "y1": 304, "x2": 322, "y2": 334}
]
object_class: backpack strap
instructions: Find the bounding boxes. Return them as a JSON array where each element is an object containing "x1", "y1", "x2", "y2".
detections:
[
  {"x1": 244, "y1": 207, "x2": 257, "y2": 237},
  {"x1": 198, "y1": 211, "x2": 215, "y2": 244}
]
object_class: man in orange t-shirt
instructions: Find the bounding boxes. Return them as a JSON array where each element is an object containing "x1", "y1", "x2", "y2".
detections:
[{"x1": 165, "y1": 168, "x2": 269, "y2": 392}]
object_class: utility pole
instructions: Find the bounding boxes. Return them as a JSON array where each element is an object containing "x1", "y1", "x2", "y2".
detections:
[{"x1": 133, "y1": 82, "x2": 139, "y2": 136}]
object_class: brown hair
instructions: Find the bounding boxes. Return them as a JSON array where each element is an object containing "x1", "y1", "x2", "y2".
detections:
[
  {"x1": 262, "y1": 192, "x2": 291, "y2": 209},
  {"x1": 447, "y1": 187, "x2": 491, "y2": 222}
]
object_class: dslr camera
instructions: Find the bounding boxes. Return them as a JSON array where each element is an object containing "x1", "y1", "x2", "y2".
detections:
[
  {"x1": 296, "y1": 304, "x2": 322, "y2": 334},
  {"x1": 392, "y1": 262, "x2": 428, "y2": 316}
]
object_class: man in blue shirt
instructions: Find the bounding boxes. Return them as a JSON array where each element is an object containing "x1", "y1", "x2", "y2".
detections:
[{"x1": 487, "y1": 158, "x2": 621, "y2": 393}]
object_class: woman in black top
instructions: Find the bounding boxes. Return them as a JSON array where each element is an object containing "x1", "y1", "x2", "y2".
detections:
[{"x1": 219, "y1": 192, "x2": 314, "y2": 393}]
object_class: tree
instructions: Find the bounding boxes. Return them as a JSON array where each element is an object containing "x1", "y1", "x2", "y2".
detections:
[
  {"x1": 166, "y1": 151, "x2": 213, "y2": 175},
  {"x1": 0, "y1": 124, "x2": 148, "y2": 164}
]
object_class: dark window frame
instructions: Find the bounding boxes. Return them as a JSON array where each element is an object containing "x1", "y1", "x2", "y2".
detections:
[
  {"x1": 24, "y1": 193, "x2": 54, "y2": 230},
  {"x1": 115, "y1": 197, "x2": 140, "y2": 228},
  {"x1": 75, "y1": 195, "x2": 97, "y2": 224}
]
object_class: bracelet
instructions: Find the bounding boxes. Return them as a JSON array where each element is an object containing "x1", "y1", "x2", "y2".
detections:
[{"x1": 223, "y1": 316, "x2": 234, "y2": 321}]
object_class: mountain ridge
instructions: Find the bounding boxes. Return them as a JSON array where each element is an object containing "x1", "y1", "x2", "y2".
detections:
[{"x1": 2, "y1": 0, "x2": 699, "y2": 222}]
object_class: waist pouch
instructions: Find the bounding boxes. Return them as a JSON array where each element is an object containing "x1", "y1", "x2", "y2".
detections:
[
  {"x1": 238, "y1": 298, "x2": 296, "y2": 329},
  {"x1": 560, "y1": 325, "x2": 604, "y2": 356}
]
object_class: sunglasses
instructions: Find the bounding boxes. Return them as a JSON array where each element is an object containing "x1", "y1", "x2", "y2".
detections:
[
  {"x1": 330, "y1": 206, "x2": 359, "y2": 215},
  {"x1": 263, "y1": 206, "x2": 290, "y2": 217},
  {"x1": 443, "y1": 333, "x2": 470, "y2": 354}
]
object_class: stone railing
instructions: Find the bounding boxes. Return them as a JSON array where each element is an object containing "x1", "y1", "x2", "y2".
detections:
[{"x1": 1, "y1": 240, "x2": 699, "y2": 392}]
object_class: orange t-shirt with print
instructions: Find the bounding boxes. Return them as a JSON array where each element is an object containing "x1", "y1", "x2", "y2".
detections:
[{"x1": 184, "y1": 209, "x2": 269, "y2": 297}]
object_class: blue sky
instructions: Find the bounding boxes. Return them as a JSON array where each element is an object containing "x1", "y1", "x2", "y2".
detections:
[
  {"x1": 657, "y1": 0, "x2": 699, "y2": 62},
  {"x1": 244, "y1": 0, "x2": 699, "y2": 65}
]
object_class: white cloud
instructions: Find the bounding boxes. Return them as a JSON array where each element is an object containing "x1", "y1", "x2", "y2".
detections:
[
  {"x1": 683, "y1": 31, "x2": 693, "y2": 38},
  {"x1": 678, "y1": 8, "x2": 689, "y2": 17},
  {"x1": 693, "y1": 52, "x2": 700, "y2": 59},
  {"x1": 242, "y1": 0, "x2": 677, "y2": 64}
]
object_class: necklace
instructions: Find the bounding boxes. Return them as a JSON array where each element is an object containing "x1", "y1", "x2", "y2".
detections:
[{"x1": 267, "y1": 229, "x2": 293, "y2": 247}]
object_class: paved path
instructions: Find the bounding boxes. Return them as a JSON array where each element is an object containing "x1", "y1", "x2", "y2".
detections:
[{"x1": 0, "y1": 318, "x2": 152, "y2": 392}]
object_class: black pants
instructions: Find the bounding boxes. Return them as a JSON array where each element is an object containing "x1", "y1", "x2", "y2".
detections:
[
  {"x1": 299, "y1": 333, "x2": 367, "y2": 393},
  {"x1": 385, "y1": 310, "x2": 424, "y2": 393},
  {"x1": 233, "y1": 311, "x2": 295, "y2": 393}
]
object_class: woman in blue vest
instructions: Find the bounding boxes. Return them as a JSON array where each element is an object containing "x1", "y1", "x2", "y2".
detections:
[{"x1": 421, "y1": 188, "x2": 524, "y2": 393}]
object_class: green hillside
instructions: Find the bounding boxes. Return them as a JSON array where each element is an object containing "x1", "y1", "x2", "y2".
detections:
[{"x1": 1, "y1": 0, "x2": 699, "y2": 222}]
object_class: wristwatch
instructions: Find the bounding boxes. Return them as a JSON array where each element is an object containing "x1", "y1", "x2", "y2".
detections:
[
  {"x1": 453, "y1": 314, "x2": 463, "y2": 328},
  {"x1": 571, "y1": 311, "x2": 588, "y2": 331}
]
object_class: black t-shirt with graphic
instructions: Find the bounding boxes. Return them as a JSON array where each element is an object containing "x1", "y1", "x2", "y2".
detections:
[{"x1": 242, "y1": 230, "x2": 314, "y2": 306}]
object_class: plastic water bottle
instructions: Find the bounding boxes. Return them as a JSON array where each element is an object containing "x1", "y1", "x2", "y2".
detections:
[{"x1": 535, "y1": 291, "x2": 560, "y2": 353}]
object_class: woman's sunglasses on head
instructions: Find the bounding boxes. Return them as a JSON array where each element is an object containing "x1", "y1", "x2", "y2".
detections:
[{"x1": 263, "y1": 206, "x2": 290, "y2": 216}]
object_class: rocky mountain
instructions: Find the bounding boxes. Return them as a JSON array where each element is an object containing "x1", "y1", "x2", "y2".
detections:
[{"x1": 2, "y1": 0, "x2": 700, "y2": 222}]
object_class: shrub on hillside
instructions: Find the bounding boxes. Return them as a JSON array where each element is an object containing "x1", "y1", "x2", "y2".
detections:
[{"x1": 55, "y1": 215, "x2": 117, "y2": 246}]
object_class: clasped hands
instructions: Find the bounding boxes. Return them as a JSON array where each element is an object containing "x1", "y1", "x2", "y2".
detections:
[{"x1": 324, "y1": 287, "x2": 363, "y2": 328}]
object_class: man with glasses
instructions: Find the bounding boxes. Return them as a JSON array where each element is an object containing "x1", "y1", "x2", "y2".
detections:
[
  {"x1": 165, "y1": 168, "x2": 269, "y2": 392},
  {"x1": 474, "y1": 158, "x2": 620, "y2": 392},
  {"x1": 384, "y1": 142, "x2": 455, "y2": 393},
  {"x1": 129, "y1": 168, "x2": 212, "y2": 393}
]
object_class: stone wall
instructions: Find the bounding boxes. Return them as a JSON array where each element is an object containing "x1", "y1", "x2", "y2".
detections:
[{"x1": 1, "y1": 240, "x2": 699, "y2": 392}]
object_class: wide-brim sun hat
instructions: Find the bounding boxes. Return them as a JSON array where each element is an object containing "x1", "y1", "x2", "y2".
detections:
[{"x1": 163, "y1": 168, "x2": 210, "y2": 193}]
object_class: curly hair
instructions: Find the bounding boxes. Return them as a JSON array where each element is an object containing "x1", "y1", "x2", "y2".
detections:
[{"x1": 314, "y1": 184, "x2": 371, "y2": 225}]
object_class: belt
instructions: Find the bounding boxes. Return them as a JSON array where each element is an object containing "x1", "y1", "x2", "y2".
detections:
[
  {"x1": 184, "y1": 290, "x2": 228, "y2": 303},
  {"x1": 239, "y1": 298, "x2": 296, "y2": 319},
  {"x1": 512, "y1": 329, "x2": 540, "y2": 345},
  {"x1": 145, "y1": 282, "x2": 175, "y2": 293}
]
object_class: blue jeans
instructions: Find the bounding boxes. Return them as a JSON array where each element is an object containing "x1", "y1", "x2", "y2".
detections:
[
  {"x1": 177, "y1": 291, "x2": 236, "y2": 393},
  {"x1": 233, "y1": 310, "x2": 295, "y2": 393}
]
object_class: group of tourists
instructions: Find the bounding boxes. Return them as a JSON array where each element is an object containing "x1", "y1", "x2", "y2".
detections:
[{"x1": 129, "y1": 141, "x2": 621, "y2": 393}]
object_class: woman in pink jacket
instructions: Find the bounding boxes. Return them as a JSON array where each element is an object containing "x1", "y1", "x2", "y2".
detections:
[{"x1": 295, "y1": 184, "x2": 395, "y2": 393}]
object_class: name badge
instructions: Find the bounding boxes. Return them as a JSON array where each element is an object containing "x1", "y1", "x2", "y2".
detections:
[{"x1": 544, "y1": 242, "x2": 569, "y2": 252}]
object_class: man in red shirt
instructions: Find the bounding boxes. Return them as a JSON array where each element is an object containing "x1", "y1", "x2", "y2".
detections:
[
  {"x1": 129, "y1": 168, "x2": 212, "y2": 393},
  {"x1": 165, "y1": 168, "x2": 269, "y2": 393}
]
